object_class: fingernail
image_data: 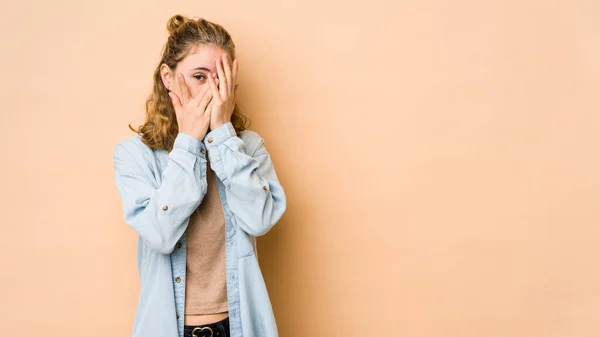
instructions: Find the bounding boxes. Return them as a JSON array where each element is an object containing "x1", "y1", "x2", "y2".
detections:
[{"x1": 177, "y1": 73, "x2": 182, "y2": 78}]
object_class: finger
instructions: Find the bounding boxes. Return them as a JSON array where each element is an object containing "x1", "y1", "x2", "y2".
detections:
[
  {"x1": 168, "y1": 91, "x2": 182, "y2": 110},
  {"x1": 222, "y1": 54, "x2": 233, "y2": 94},
  {"x1": 177, "y1": 73, "x2": 191, "y2": 105},
  {"x1": 212, "y1": 74, "x2": 219, "y2": 90},
  {"x1": 211, "y1": 72, "x2": 220, "y2": 85},
  {"x1": 198, "y1": 89, "x2": 213, "y2": 114},
  {"x1": 232, "y1": 58, "x2": 238, "y2": 95},
  {"x1": 204, "y1": 101, "x2": 212, "y2": 117},
  {"x1": 216, "y1": 56, "x2": 228, "y2": 98},
  {"x1": 172, "y1": 89, "x2": 184, "y2": 103},
  {"x1": 171, "y1": 90, "x2": 185, "y2": 113},
  {"x1": 207, "y1": 72, "x2": 222, "y2": 103},
  {"x1": 194, "y1": 86, "x2": 210, "y2": 107}
]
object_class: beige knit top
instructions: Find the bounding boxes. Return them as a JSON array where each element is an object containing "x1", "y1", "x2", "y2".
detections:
[{"x1": 184, "y1": 158, "x2": 229, "y2": 315}]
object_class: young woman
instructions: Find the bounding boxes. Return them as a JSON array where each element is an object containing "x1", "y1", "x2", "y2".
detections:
[{"x1": 112, "y1": 14, "x2": 287, "y2": 337}]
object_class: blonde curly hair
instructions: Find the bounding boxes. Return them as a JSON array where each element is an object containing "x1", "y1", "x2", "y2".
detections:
[{"x1": 129, "y1": 14, "x2": 250, "y2": 151}]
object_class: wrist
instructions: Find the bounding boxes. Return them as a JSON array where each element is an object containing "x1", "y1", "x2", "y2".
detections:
[
  {"x1": 205, "y1": 121, "x2": 236, "y2": 147},
  {"x1": 213, "y1": 119, "x2": 231, "y2": 128},
  {"x1": 174, "y1": 132, "x2": 205, "y2": 154}
]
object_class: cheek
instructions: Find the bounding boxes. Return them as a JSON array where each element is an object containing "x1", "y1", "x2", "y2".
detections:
[{"x1": 189, "y1": 83, "x2": 210, "y2": 98}]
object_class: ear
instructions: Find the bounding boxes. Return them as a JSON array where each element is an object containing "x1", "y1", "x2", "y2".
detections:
[{"x1": 160, "y1": 63, "x2": 174, "y2": 91}]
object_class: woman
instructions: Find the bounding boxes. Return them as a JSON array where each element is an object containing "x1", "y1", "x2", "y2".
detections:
[{"x1": 113, "y1": 14, "x2": 287, "y2": 337}]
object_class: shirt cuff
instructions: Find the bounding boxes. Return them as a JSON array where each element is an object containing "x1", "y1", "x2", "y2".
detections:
[
  {"x1": 173, "y1": 132, "x2": 207, "y2": 157},
  {"x1": 204, "y1": 122, "x2": 237, "y2": 149}
]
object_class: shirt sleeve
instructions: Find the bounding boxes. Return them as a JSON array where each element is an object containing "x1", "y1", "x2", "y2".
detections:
[
  {"x1": 203, "y1": 122, "x2": 287, "y2": 236},
  {"x1": 113, "y1": 133, "x2": 209, "y2": 254}
]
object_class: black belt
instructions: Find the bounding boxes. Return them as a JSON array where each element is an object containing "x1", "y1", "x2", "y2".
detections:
[{"x1": 184, "y1": 317, "x2": 230, "y2": 337}]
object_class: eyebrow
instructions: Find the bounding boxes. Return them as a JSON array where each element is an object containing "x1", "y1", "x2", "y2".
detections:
[{"x1": 192, "y1": 67, "x2": 211, "y2": 72}]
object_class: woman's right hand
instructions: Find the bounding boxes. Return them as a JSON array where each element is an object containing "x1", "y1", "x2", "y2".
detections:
[{"x1": 168, "y1": 73, "x2": 213, "y2": 141}]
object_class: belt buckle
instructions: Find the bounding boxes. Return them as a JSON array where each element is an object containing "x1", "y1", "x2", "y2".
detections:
[{"x1": 192, "y1": 326, "x2": 213, "y2": 337}]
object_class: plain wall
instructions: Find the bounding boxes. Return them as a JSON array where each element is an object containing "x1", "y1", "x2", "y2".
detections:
[{"x1": 1, "y1": 0, "x2": 599, "y2": 336}]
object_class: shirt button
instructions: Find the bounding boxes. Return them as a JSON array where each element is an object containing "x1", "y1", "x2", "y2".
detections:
[
  {"x1": 175, "y1": 277, "x2": 181, "y2": 283},
  {"x1": 207, "y1": 137, "x2": 214, "y2": 143},
  {"x1": 176, "y1": 313, "x2": 179, "y2": 319},
  {"x1": 263, "y1": 185, "x2": 269, "y2": 191},
  {"x1": 162, "y1": 205, "x2": 168, "y2": 211},
  {"x1": 200, "y1": 148, "x2": 205, "y2": 154},
  {"x1": 176, "y1": 242, "x2": 182, "y2": 249}
]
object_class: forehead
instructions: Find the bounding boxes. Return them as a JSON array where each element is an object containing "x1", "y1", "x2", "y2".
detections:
[{"x1": 177, "y1": 44, "x2": 227, "y2": 71}]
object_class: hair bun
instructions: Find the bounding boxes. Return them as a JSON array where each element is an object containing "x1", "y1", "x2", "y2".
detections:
[{"x1": 167, "y1": 14, "x2": 189, "y2": 35}]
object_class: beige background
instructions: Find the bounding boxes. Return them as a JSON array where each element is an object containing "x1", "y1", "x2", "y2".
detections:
[{"x1": 1, "y1": 0, "x2": 599, "y2": 336}]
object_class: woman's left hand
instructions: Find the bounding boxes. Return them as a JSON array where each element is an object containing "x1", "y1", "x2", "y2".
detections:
[{"x1": 208, "y1": 53, "x2": 238, "y2": 131}]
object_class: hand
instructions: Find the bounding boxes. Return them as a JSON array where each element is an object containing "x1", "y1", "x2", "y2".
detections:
[
  {"x1": 207, "y1": 54, "x2": 239, "y2": 131},
  {"x1": 169, "y1": 72, "x2": 213, "y2": 141}
]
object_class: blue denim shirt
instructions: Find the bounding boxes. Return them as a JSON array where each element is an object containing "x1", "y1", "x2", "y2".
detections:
[{"x1": 113, "y1": 121, "x2": 286, "y2": 337}]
